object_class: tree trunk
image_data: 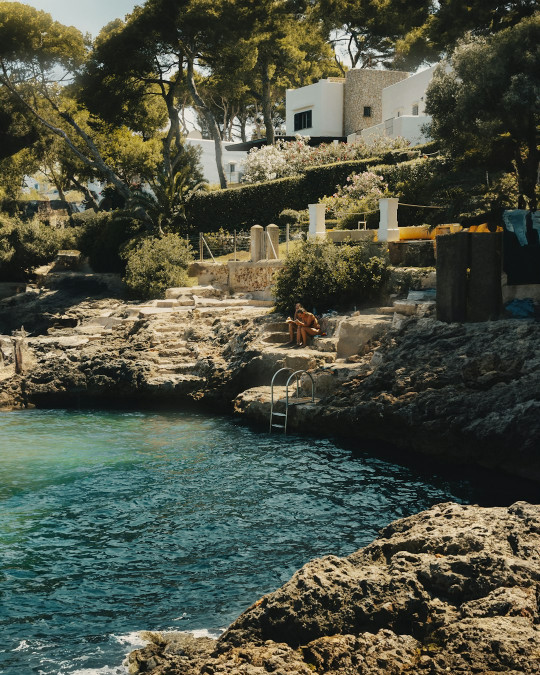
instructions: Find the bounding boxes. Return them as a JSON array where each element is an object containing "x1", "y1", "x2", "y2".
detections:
[
  {"x1": 186, "y1": 58, "x2": 227, "y2": 189},
  {"x1": 47, "y1": 162, "x2": 72, "y2": 215},
  {"x1": 69, "y1": 175, "x2": 100, "y2": 211},
  {"x1": 240, "y1": 116, "x2": 247, "y2": 143},
  {"x1": 260, "y1": 57, "x2": 274, "y2": 145},
  {"x1": 163, "y1": 77, "x2": 183, "y2": 176}
]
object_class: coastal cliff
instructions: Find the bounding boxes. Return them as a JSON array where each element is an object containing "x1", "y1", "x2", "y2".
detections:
[
  {"x1": 1, "y1": 282, "x2": 539, "y2": 482},
  {"x1": 126, "y1": 501, "x2": 540, "y2": 674}
]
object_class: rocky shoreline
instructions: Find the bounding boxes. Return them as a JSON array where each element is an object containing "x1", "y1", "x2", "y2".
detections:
[
  {"x1": 2, "y1": 278, "x2": 540, "y2": 674},
  {"x1": 126, "y1": 501, "x2": 540, "y2": 674},
  {"x1": 1, "y1": 277, "x2": 538, "y2": 482}
]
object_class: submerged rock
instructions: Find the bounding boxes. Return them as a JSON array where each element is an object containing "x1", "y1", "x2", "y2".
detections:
[{"x1": 127, "y1": 501, "x2": 540, "y2": 674}]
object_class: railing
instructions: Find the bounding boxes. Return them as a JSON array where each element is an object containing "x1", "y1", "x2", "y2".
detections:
[{"x1": 269, "y1": 367, "x2": 315, "y2": 434}]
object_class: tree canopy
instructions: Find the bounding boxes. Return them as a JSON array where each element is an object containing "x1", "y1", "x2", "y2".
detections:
[
  {"x1": 395, "y1": 0, "x2": 539, "y2": 68},
  {"x1": 425, "y1": 14, "x2": 540, "y2": 210}
]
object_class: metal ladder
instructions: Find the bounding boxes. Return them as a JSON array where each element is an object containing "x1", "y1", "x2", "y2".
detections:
[{"x1": 269, "y1": 367, "x2": 315, "y2": 433}]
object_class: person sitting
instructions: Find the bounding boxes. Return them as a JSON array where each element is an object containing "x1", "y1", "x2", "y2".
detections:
[{"x1": 286, "y1": 305, "x2": 320, "y2": 347}]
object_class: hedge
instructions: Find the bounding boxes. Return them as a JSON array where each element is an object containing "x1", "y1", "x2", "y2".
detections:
[{"x1": 187, "y1": 142, "x2": 439, "y2": 232}]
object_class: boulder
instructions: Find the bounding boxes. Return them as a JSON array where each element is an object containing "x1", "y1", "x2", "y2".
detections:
[
  {"x1": 335, "y1": 314, "x2": 392, "y2": 358},
  {"x1": 128, "y1": 502, "x2": 540, "y2": 674}
]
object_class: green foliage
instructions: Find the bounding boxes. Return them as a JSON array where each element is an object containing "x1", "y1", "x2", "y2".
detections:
[
  {"x1": 121, "y1": 233, "x2": 193, "y2": 300},
  {"x1": 188, "y1": 145, "x2": 436, "y2": 232},
  {"x1": 425, "y1": 16, "x2": 540, "y2": 209},
  {"x1": 74, "y1": 211, "x2": 143, "y2": 273},
  {"x1": 273, "y1": 238, "x2": 389, "y2": 314},
  {"x1": 0, "y1": 215, "x2": 78, "y2": 281},
  {"x1": 395, "y1": 0, "x2": 538, "y2": 68},
  {"x1": 338, "y1": 212, "x2": 366, "y2": 229},
  {"x1": 188, "y1": 157, "x2": 382, "y2": 231},
  {"x1": 278, "y1": 209, "x2": 304, "y2": 226},
  {"x1": 202, "y1": 227, "x2": 250, "y2": 256},
  {"x1": 121, "y1": 147, "x2": 206, "y2": 236}
]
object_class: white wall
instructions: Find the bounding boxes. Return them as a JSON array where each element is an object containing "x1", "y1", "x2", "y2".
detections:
[
  {"x1": 186, "y1": 138, "x2": 247, "y2": 185},
  {"x1": 361, "y1": 115, "x2": 431, "y2": 146},
  {"x1": 381, "y1": 65, "x2": 436, "y2": 120},
  {"x1": 285, "y1": 79, "x2": 345, "y2": 137}
]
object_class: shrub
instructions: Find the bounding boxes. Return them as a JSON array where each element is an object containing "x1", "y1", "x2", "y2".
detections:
[
  {"x1": 187, "y1": 158, "x2": 381, "y2": 232},
  {"x1": 273, "y1": 238, "x2": 389, "y2": 314},
  {"x1": 278, "y1": 209, "x2": 304, "y2": 226},
  {"x1": 121, "y1": 233, "x2": 193, "y2": 300},
  {"x1": 0, "y1": 215, "x2": 78, "y2": 281},
  {"x1": 74, "y1": 211, "x2": 143, "y2": 273}
]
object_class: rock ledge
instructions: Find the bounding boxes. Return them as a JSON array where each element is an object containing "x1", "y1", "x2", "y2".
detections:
[{"x1": 127, "y1": 501, "x2": 540, "y2": 674}]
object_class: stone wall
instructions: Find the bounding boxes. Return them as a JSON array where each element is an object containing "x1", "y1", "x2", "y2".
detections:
[
  {"x1": 344, "y1": 69, "x2": 409, "y2": 136},
  {"x1": 188, "y1": 260, "x2": 283, "y2": 295},
  {"x1": 227, "y1": 260, "x2": 283, "y2": 293}
]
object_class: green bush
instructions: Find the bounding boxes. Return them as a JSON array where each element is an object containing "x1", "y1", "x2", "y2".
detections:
[
  {"x1": 121, "y1": 233, "x2": 193, "y2": 300},
  {"x1": 187, "y1": 157, "x2": 383, "y2": 232},
  {"x1": 273, "y1": 239, "x2": 390, "y2": 314},
  {"x1": 278, "y1": 209, "x2": 304, "y2": 226},
  {"x1": 338, "y1": 212, "x2": 366, "y2": 230},
  {"x1": 0, "y1": 215, "x2": 78, "y2": 281},
  {"x1": 187, "y1": 147, "x2": 439, "y2": 233},
  {"x1": 74, "y1": 210, "x2": 143, "y2": 273}
]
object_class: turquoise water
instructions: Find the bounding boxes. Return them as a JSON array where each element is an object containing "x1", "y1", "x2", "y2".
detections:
[{"x1": 0, "y1": 409, "x2": 527, "y2": 674}]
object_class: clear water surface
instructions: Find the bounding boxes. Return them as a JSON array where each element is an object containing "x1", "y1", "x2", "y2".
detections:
[{"x1": 0, "y1": 408, "x2": 533, "y2": 674}]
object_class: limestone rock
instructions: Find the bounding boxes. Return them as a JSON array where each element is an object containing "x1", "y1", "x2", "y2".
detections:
[
  {"x1": 128, "y1": 502, "x2": 540, "y2": 675},
  {"x1": 335, "y1": 315, "x2": 392, "y2": 358}
]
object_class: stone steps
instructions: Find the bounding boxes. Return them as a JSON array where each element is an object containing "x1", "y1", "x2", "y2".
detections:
[
  {"x1": 262, "y1": 332, "x2": 291, "y2": 344},
  {"x1": 310, "y1": 336, "x2": 337, "y2": 353},
  {"x1": 265, "y1": 322, "x2": 290, "y2": 332},
  {"x1": 145, "y1": 373, "x2": 206, "y2": 389},
  {"x1": 157, "y1": 347, "x2": 193, "y2": 358},
  {"x1": 157, "y1": 360, "x2": 199, "y2": 374}
]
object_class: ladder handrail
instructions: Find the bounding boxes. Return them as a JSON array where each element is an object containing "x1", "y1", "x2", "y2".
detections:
[
  {"x1": 285, "y1": 370, "x2": 315, "y2": 414},
  {"x1": 269, "y1": 367, "x2": 293, "y2": 432},
  {"x1": 269, "y1": 367, "x2": 315, "y2": 433}
]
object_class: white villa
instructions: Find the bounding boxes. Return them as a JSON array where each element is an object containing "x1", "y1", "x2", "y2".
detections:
[{"x1": 285, "y1": 65, "x2": 436, "y2": 147}]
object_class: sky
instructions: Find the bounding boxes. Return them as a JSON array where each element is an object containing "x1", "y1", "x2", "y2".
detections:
[{"x1": 15, "y1": 0, "x2": 141, "y2": 38}]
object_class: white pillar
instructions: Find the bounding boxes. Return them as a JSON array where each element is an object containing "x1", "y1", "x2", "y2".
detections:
[
  {"x1": 250, "y1": 225, "x2": 264, "y2": 262},
  {"x1": 378, "y1": 198, "x2": 400, "y2": 242},
  {"x1": 308, "y1": 204, "x2": 326, "y2": 239}
]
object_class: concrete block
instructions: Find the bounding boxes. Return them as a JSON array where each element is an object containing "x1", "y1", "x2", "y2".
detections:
[{"x1": 335, "y1": 315, "x2": 392, "y2": 358}]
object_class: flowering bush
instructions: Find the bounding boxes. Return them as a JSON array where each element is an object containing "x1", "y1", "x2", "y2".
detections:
[
  {"x1": 242, "y1": 135, "x2": 410, "y2": 184},
  {"x1": 319, "y1": 171, "x2": 390, "y2": 219}
]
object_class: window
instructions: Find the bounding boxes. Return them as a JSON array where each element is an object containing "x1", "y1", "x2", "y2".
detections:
[
  {"x1": 363, "y1": 106, "x2": 372, "y2": 117},
  {"x1": 412, "y1": 103, "x2": 419, "y2": 116},
  {"x1": 294, "y1": 110, "x2": 312, "y2": 131}
]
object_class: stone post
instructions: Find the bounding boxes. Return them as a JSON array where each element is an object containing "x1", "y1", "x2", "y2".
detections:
[
  {"x1": 378, "y1": 198, "x2": 400, "y2": 242},
  {"x1": 308, "y1": 204, "x2": 326, "y2": 239},
  {"x1": 266, "y1": 224, "x2": 280, "y2": 260},
  {"x1": 12, "y1": 338, "x2": 24, "y2": 374},
  {"x1": 250, "y1": 225, "x2": 264, "y2": 262}
]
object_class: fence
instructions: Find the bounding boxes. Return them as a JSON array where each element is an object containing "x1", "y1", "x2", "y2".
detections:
[{"x1": 193, "y1": 225, "x2": 309, "y2": 262}]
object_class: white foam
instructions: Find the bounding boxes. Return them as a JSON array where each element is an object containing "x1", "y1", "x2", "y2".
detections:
[
  {"x1": 14, "y1": 640, "x2": 30, "y2": 652},
  {"x1": 188, "y1": 628, "x2": 222, "y2": 640},
  {"x1": 112, "y1": 632, "x2": 150, "y2": 648},
  {"x1": 60, "y1": 667, "x2": 127, "y2": 675}
]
